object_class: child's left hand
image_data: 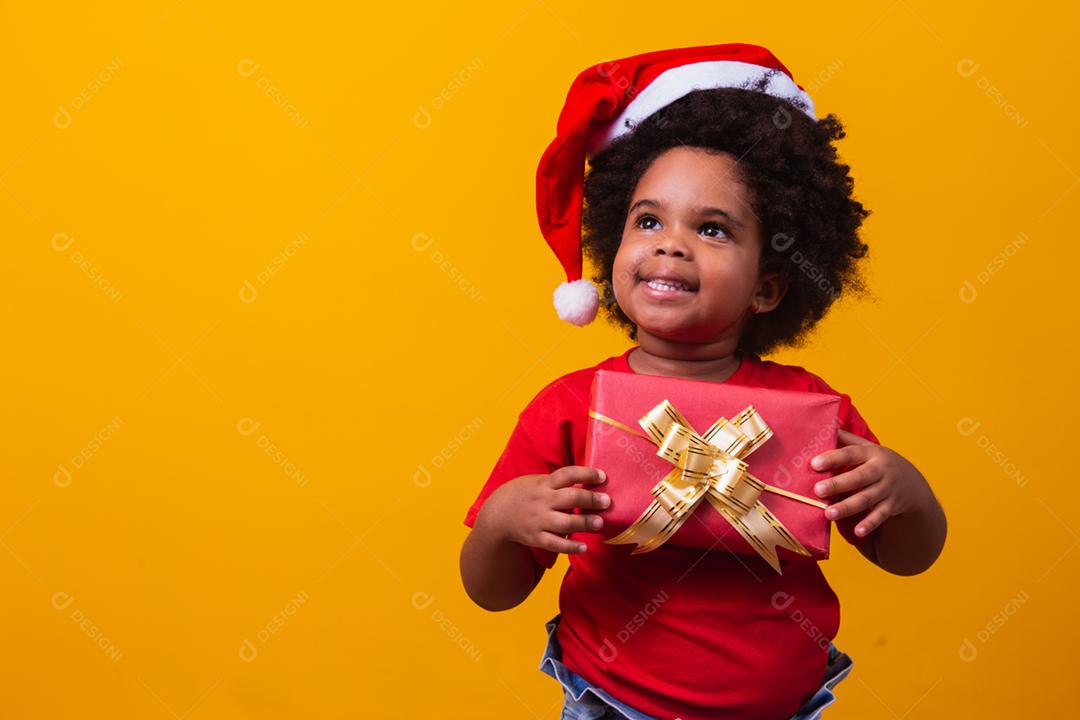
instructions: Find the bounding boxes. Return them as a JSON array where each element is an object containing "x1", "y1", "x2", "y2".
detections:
[{"x1": 810, "y1": 428, "x2": 934, "y2": 538}]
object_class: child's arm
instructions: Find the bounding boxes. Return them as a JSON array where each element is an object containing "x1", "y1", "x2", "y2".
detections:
[
  {"x1": 460, "y1": 513, "x2": 544, "y2": 612},
  {"x1": 460, "y1": 467, "x2": 609, "y2": 611},
  {"x1": 812, "y1": 429, "x2": 947, "y2": 576}
]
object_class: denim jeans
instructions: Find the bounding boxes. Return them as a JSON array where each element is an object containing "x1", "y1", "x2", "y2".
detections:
[{"x1": 539, "y1": 613, "x2": 854, "y2": 720}]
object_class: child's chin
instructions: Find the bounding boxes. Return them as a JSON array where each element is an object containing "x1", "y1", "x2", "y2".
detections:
[{"x1": 632, "y1": 318, "x2": 698, "y2": 340}]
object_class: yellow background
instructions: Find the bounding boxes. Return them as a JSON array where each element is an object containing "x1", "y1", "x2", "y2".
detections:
[{"x1": 2, "y1": 1, "x2": 1076, "y2": 717}]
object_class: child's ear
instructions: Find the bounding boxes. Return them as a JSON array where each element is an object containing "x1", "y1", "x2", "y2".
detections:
[{"x1": 753, "y1": 271, "x2": 788, "y2": 314}]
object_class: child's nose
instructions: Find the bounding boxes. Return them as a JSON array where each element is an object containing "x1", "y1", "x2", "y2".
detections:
[{"x1": 652, "y1": 231, "x2": 692, "y2": 258}]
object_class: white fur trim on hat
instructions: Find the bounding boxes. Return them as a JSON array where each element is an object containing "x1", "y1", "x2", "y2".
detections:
[
  {"x1": 553, "y1": 278, "x2": 599, "y2": 326},
  {"x1": 586, "y1": 60, "x2": 817, "y2": 157}
]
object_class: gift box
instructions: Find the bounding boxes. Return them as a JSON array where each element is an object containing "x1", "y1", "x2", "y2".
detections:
[{"x1": 583, "y1": 369, "x2": 842, "y2": 573}]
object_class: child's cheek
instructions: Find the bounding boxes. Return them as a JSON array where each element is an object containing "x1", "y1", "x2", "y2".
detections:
[{"x1": 610, "y1": 259, "x2": 632, "y2": 303}]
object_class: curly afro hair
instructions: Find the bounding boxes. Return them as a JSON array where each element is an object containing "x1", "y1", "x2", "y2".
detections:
[{"x1": 581, "y1": 85, "x2": 872, "y2": 357}]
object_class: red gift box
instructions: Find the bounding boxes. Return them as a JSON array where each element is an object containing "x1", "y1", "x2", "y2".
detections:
[{"x1": 583, "y1": 369, "x2": 842, "y2": 572}]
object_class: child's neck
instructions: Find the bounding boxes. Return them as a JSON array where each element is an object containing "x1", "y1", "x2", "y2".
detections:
[{"x1": 628, "y1": 336, "x2": 742, "y2": 383}]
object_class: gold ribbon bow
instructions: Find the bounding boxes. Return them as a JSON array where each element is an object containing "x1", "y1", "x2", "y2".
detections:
[{"x1": 589, "y1": 399, "x2": 828, "y2": 574}]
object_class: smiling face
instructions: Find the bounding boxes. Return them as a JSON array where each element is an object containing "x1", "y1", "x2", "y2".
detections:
[{"x1": 611, "y1": 146, "x2": 786, "y2": 349}]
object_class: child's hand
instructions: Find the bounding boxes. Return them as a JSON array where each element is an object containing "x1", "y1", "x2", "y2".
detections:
[
  {"x1": 478, "y1": 466, "x2": 610, "y2": 555},
  {"x1": 810, "y1": 428, "x2": 934, "y2": 538}
]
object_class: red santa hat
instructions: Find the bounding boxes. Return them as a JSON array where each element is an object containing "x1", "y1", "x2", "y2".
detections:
[{"x1": 536, "y1": 43, "x2": 818, "y2": 326}]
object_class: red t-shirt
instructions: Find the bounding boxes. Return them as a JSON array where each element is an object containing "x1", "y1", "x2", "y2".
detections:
[{"x1": 463, "y1": 346, "x2": 880, "y2": 720}]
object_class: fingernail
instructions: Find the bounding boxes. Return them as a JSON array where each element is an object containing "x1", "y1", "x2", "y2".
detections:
[
  {"x1": 591, "y1": 516, "x2": 603, "y2": 528},
  {"x1": 814, "y1": 483, "x2": 826, "y2": 496},
  {"x1": 826, "y1": 508, "x2": 838, "y2": 519},
  {"x1": 598, "y1": 470, "x2": 607, "y2": 482},
  {"x1": 811, "y1": 457, "x2": 823, "y2": 470},
  {"x1": 578, "y1": 543, "x2": 588, "y2": 552},
  {"x1": 599, "y1": 494, "x2": 610, "y2": 507}
]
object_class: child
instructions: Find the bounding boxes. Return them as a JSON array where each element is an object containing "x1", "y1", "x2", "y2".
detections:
[{"x1": 459, "y1": 44, "x2": 947, "y2": 720}]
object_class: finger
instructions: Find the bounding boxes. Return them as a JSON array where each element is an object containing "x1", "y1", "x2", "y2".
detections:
[
  {"x1": 547, "y1": 466, "x2": 607, "y2": 488},
  {"x1": 535, "y1": 530, "x2": 589, "y2": 554},
  {"x1": 836, "y1": 428, "x2": 875, "y2": 446},
  {"x1": 825, "y1": 485, "x2": 884, "y2": 521},
  {"x1": 811, "y1": 444, "x2": 873, "y2": 472},
  {"x1": 852, "y1": 502, "x2": 893, "y2": 538},
  {"x1": 814, "y1": 465, "x2": 878, "y2": 498},
  {"x1": 548, "y1": 510, "x2": 604, "y2": 535},
  {"x1": 552, "y1": 487, "x2": 611, "y2": 511}
]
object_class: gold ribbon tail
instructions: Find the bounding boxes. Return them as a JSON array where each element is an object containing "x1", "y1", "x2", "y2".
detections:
[{"x1": 706, "y1": 495, "x2": 812, "y2": 574}]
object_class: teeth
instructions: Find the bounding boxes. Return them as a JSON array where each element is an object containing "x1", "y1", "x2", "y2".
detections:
[{"x1": 646, "y1": 278, "x2": 690, "y2": 292}]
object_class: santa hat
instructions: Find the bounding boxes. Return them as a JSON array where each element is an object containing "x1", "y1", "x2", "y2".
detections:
[{"x1": 536, "y1": 43, "x2": 818, "y2": 326}]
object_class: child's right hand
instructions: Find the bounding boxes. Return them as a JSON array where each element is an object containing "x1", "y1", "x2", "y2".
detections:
[{"x1": 478, "y1": 466, "x2": 610, "y2": 555}]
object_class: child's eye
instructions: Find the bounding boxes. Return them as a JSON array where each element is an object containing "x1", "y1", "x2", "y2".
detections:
[
  {"x1": 634, "y1": 214, "x2": 660, "y2": 230},
  {"x1": 700, "y1": 222, "x2": 730, "y2": 240}
]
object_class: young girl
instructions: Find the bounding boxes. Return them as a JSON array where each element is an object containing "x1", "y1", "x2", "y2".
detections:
[{"x1": 460, "y1": 44, "x2": 947, "y2": 720}]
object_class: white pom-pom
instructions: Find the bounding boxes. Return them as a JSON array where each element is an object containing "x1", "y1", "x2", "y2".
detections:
[{"x1": 553, "y1": 278, "x2": 599, "y2": 326}]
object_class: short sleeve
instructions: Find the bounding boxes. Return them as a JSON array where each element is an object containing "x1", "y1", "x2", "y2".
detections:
[
  {"x1": 463, "y1": 414, "x2": 561, "y2": 570},
  {"x1": 807, "y1": 374, "x2": 881, "y2": 548}
]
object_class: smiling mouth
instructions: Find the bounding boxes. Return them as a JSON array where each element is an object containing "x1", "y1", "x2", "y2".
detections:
[{"x1": 636, "y1": 274, "x2": 698, "y2": 295}]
